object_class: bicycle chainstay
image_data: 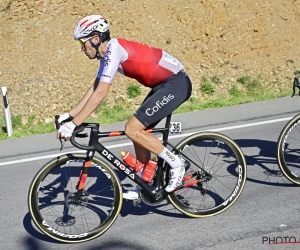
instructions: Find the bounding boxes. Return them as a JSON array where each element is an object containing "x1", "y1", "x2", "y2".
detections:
[{"x1": 133, "y1": 168, "x2": 212, "y2": 207}]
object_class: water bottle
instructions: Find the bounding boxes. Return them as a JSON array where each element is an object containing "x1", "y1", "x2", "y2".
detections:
[
  {"x1": 120, "y1": 151, "x2": 143, "y2": 172},
  {"x1": 142, "y1": 157, "x2": 158, "y2": 182}
]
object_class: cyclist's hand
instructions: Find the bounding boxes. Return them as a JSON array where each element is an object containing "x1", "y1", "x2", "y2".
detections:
[
  {"x1": 57, "y1": 121, "x2": 76, "y2": 141},
  {"x1": 55, "y1": 112, "x2": 74, "y2": 128},
  {"x1": 57, "y1": 113, "x2": 72, "y2": 123}
]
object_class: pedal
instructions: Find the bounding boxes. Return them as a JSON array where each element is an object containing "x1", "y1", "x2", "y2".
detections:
[{"x1": 132, "y1": 198, "x2": 142, "y2": 206}]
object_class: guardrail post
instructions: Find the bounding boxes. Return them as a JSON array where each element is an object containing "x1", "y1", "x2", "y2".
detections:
[{"x1": 1, "y1": 87, "x2": 13, "y2": 136}]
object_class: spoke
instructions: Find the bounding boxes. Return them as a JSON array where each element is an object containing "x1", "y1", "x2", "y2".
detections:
[
  {"x1": 198, "y1": 189, "x2": 208, "y2": 209},
  {"x1": 85, "y1": 204, "x2": 110, "y2": 217},
  {"x1": 186, "y1": 145, "x2": 205, "y2": 169},
  {"x1": 41, "y1": 176, "x2": 69, "y2": 193},
  {"x1": 206, "y1": 183, "x2": 224, "y2": 204},
  {"x1": 209, "y1": 160, "x2": 227, "y2": 174},
  {"x1": 84, "y1": 169, "x2": 106, "y2": 187},
  {"x1": 65, "y1": 164, "x2": 73, "y2": 192},
  {"x1": 88, "y1": 187, "x2": 114, "y2": 196},
  {"x1": 213, "y1": 175, "x2": 236, "y2": 192},
  {"x1": 81, "y1": 207, "x2": 89, "y2": 233},
  {"x1": 40, "y1": 202, "x2": 65, "y2": 219}
]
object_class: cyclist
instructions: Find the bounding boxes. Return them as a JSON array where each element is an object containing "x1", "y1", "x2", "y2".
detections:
[{"x1": 56, "y1": 15, "x2": 192, "y2": 200}]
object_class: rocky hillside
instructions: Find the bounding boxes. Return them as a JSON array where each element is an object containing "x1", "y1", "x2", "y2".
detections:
[{"x1": 0, "y1": 0, "x2": 300, "y2": 121}]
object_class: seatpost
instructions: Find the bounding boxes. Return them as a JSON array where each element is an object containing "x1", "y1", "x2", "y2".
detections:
[
  {"x1": 162, "y1": 114, "x2": 172, "y2": 146},
  {"x1": 153, "y1": 114, "x2": 172, "y2": 190}
]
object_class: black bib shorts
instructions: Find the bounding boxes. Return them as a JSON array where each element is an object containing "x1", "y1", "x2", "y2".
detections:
[{"x1": 134, "y1": 71, "x2": 192, "y2": 128}]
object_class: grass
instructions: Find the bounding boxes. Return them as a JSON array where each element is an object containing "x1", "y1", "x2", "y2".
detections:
[
  {"x1": 294, "y1": 70, "x2": 300, "y2": 78},
  {"x1": 229, "y1": 85, "x2": 241, "y2": 97},
  {"x1": 0, "y1": 78, "x2": 294, "y2": 140},
  {"x1": 200, "y1": 76, "x2": 215, "y2": 95},
  {"x1": 0, "y1": 115, "x2": 56, "y2": 139},
  {"x1": 173, "y1": 87, "x2": 291, "y2": 114},
  {"x1": 127, "y1": 83, "x2": 142, "y2": 98},
  {"x1": 237, "y1": 75, "x2": 264, "y2": 95}
]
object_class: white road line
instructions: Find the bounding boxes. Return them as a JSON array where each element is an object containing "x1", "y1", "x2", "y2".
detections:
[{"x1": 0, "y1": 116, "x2": 292, "y2": 166}]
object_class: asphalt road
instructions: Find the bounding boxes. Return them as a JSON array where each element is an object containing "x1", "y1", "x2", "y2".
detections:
[{"x1": 1, "y1": 97, "x2": 300, "y2": 250}]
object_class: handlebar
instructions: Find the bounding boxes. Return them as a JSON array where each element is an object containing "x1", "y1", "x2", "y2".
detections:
[
  {"x1": 70, "y1": 123, "x2": 98, "y2": 151},
  {"x1": 55, "y1": 115, "x2": 98, "y2": 151}
]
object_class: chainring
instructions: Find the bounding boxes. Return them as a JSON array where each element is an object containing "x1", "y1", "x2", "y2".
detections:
[{"x1": 140, "y1": 189, "x2": 166, "y2": 206}]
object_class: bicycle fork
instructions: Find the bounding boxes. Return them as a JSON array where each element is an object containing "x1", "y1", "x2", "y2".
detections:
[{"x1": 74, "y1": 151, "x2": 94, "y2": 204}]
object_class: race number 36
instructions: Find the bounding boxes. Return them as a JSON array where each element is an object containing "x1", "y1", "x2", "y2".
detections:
[{"x1": 170, "y1": 122, "x2": 182, "y2": 134}]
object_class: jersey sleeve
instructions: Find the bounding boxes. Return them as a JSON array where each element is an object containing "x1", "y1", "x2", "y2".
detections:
[{"x1": 98, "y1": 39, "x2": 125, "y2": 84}]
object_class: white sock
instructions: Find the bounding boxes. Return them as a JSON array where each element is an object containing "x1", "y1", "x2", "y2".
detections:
[{"x1": 158, "y1": 147, "x2": 182, "y2": 169}]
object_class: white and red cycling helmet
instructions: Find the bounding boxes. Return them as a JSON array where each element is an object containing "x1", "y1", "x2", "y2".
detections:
[
  {"x1": 74, "y1": 15, "x2": 109, "y2": 42},
  {"x1": 74, "y1": 15, "x2": 110, "y2": 59}
]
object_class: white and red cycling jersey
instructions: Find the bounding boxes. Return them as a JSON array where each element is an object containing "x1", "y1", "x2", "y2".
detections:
[{"x1": 96, "y1": 38, "x2": 184, "y2": 87}]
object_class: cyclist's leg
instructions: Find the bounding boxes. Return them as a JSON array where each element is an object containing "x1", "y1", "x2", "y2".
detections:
[
  {"x1": 126, "y1": 116, "x2": 186, "y2": 192},
  {"x1": 123, "y1": 142, "x2": 151, "y2": 200},
  {"x1": 125, "y1": 71, "x2": 192, "y2": 191},
  {"x1": 123, "y1": 92, "x2": 153, "y2": 200},
  {"x1": 126, "y1": 117, "x2": 164, "y2": 153},
  {"x1": 134, "y1": 142, "x2": 151, "y2": 164},
  {"x1": 133, "y1": 90, "x2": 154, "y2": 164},
  {"x1": 126, "y1": 71, "x2": 192, "y2": 152},
  {"x1": 124, "y1": 117, "x2": 165, "y2": 199}
]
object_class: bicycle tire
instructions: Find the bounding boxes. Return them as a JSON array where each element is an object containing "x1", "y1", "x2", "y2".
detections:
[
  {"x1": 167, "y1": 132, "x2": 247, "y2": 217},
  {"x1": 277, "y1": 113, "x2": 300, "y2": 185},
  {"x1": 28, "y1": 154, "x2": 122, "y2": 243}
]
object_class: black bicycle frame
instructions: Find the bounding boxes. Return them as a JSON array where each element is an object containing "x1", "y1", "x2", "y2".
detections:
[
  {"x1": 70, "y1": 113, "x2": 211, "y2": 202},
  {"x1": 71, "y1": 114, "x2": 173, "y2": 198}
]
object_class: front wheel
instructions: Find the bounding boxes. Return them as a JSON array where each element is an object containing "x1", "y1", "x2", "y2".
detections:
[
  {"x1": 28, "y1": 154, "x2": 122, "y2": 243},
  {"x1": 277, "y1": 113, "x2": 300, "y2": 185},
  {"x1": 168, "y1": 132, "x2": 247, "y2": 217}
]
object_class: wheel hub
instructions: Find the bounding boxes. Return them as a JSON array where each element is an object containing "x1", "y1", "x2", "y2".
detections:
[
  {"x1": 65, "y1": 191, "x2": 89, "y2": 208},
  {"x1": 55, "y1": 216, "x2": 76, "y2": 227}
]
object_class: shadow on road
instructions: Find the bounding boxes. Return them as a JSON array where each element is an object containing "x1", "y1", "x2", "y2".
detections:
[
  {"x1": 23, "y1": 211, "x2": 155, "y2": 249},
  {"x1": 21, "y1": 233, "x2": 151, "y2": 250},
  {"x1": 235, "y1": 138, "x2": 298, "y2": 187},
  {"x1": 23, "y1": 137, "x2": 299, "y2": 246}
]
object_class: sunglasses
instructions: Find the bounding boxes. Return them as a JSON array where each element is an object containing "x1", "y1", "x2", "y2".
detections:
[
  {"x1": 79, "y1": 37, "x2": 92, "y2": 48},
  {"x1": 79, "y1": 40, "x2": 85, "y2": 47}
]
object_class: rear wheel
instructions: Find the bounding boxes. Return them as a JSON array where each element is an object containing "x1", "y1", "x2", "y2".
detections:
[
  {"x1": 168, "y1": 132, "x2": 247, "y2": 217},
  {"x1": 277, "y1": 113, "x2": 300, "y2": 185},
  {"x1": 28, "y1": 154, "x2": 122, "y2": 243}
]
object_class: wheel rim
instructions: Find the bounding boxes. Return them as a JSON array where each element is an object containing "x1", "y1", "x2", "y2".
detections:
[
  {"x1": 29, "y1": 155, "x2": 122, "y2": 242},
  {"x1": 169, "y1": 133, "x2": 246, "y2": 216},
  {"x1": 278, "y1": 116, "x2": 300, "y2": 183}
]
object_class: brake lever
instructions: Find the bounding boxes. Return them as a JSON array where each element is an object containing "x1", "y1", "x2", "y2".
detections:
[
  {"x1": 55, "y1": 115, "x2": 88, "y2": 150},
  {"x1": 55, "y1": 115, "x2": 66, "y2": 151},
  {"x1": 59, "y1": 137, "x2": 65, "y2": 151}
]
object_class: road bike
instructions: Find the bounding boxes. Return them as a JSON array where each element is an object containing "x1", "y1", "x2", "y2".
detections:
[
  {"x1": 28, "y1": 113, "x2": 247, "y2": 243},
  {"x1": 277, "y1": 77, "x2": 300, "y2": 184}
]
